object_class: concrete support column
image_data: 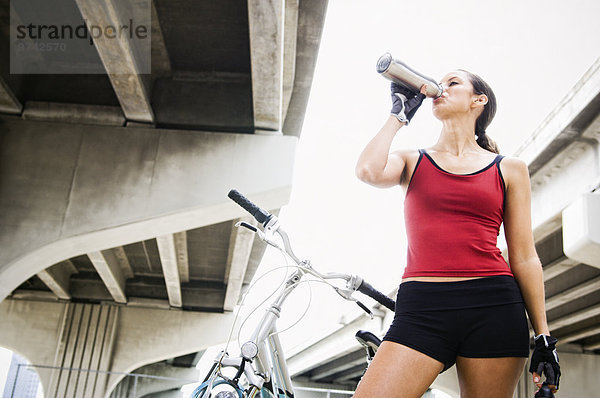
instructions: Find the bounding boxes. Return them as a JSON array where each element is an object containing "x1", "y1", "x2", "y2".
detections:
[
  {"x1": 48, "y1": 303, "x2": 118, "y2": 398},
  {"x1": 0, "y1": 299, "x2": 234, "y2": 398}
]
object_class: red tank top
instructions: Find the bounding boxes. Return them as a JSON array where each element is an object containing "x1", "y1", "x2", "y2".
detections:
[{"x1": 402, "y1": 149, "x2": 513, "y2": 278}]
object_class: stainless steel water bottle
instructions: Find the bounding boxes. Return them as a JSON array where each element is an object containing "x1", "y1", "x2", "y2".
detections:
[{"x1": 376, "y1": 52, "x2": 443, "y2": 98}]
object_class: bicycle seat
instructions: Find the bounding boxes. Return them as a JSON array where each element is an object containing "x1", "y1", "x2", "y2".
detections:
[{"x1": 355, "y1": 330, "x2": 382, "y2": 359}]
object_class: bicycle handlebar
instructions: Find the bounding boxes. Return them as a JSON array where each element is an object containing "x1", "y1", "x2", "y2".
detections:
[
  {"x1": 357, "y1": 280, "x2": 396, "y2": 312},
  {"x1": 228, "y1": 189, "x2": 273, "y2": 226},
  {"x1": 228, "y1": 188, "x2": 397, "y2": 315}
]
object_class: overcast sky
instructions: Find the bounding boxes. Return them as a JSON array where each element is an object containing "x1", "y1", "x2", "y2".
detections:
[{"x1": 243, "y1": 0, "x2": 600, "y2": 353}]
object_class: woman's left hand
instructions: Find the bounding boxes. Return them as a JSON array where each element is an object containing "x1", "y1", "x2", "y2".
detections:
[{"x1": 529, "y1": 334, "x2": 561, "y2": 392}]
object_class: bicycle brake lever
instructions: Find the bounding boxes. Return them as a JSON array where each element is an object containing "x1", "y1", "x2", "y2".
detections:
[
  {"x1": 236, "y1": 221, "x2": 257, "y2": 232},
  {"x1": 356, "y1": 301, "x2": 374, "y2": 319},
  {"x1": 333, "y1": 287, "x2": 353, "y2": 300},
  {"x1": 334, "y1": 287, "x2": 374, "y2": 319},
  {"x1": 235, "y1": 221, "x2": 266, "y2": 241}
]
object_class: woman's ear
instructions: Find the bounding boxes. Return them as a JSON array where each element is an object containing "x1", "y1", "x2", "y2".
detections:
[{"x1": 472, "y1": 94, "x2": 488, "y2": 106}]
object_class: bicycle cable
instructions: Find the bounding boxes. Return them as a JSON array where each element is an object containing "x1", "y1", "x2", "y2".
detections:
[
  {"x1": 235, "y1": 246, "x2": 294, "y2": 347},
  {"x1": 214, "y1": 260, "x2": 295, "y2": 390},
  {"x1": 223, "y1": 262, "x2": 292, "y2": 356},
  {"x1": 269, "y1": 275, "x2": 356, "y2": 337},
  {"x1": 222, "y1": 238, "x2": 295, "y2": 356},
  {"x1": 268, "y1": 278, "x2": 312, "y2": 337}
]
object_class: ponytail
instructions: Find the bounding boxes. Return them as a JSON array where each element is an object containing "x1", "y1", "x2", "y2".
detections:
[
  {"x1": 476, "y1": 127, "x2": 500, "y2": 154},
  {"x1": 460, "y1": 69, "x2": 500, "y2": 154}
]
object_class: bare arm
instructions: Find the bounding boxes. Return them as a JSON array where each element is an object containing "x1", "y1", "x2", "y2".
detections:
[
  {"x1": 502, "y1": 158, "x2": 549, "y2": 336},
  {"x1": 355, "y1": 116, "x2": 407, "y2": 188},
  {"x1": 356, "y1": 84, "x2": 427, "y2": 188}
]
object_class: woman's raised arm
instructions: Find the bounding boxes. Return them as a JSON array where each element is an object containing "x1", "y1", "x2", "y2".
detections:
[{"x1": 356, "y1": 83, "x2": 426, "y2": 188}]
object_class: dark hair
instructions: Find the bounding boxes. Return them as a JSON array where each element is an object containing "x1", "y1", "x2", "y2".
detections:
[{"x1": 460, "y1": 70, "x2": 500, "y2": 154}]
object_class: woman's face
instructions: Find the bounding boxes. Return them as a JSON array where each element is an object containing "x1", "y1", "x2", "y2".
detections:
[{"x1": 432, "y1": 70, "x2": 485, "y2": 120}]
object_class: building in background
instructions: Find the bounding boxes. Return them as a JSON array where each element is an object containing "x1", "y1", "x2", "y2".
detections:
[{"x1": 2, "y1": 352, "x2": 40, "y2": 398}]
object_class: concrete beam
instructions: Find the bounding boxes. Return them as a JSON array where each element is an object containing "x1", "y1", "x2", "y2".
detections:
[
  {"x1": 22, "y1": 101, "x2": 125, "y2": 126},
  {"x1": 546, "y1": 276, "x2": 600, "y2": 311},
  {"x1": 281, "y1": 0, "x2": 329, "y2": 137},
  {"x1": 330, "y1": 366, "x2": 365, "y2": 382},
  {"x1": 42, "y1": 276, "x2": 225, "y2": 312},
  {"x1": 10, "y1": 290, "x2": 61, "y2": 301},
  {"x1": 549, "y1": 302, "x2": 600, "y2": 331},
  {"x1": 515, "y1": 56, "x2": 600, "y2": 173},
  {"x1": 114, "y1": 246, "x2": 134, "y2": 279},
  {"x1": 308, "y1": 349, "x2": 365, "y2": 381},
  {"x1": 584, "y1": 340, "x2": 600, "y2": 351},
  {"x1": 150, "y1": 0, "x2": 171, "y2": 79},
  {"x1": 247, "y1": 0, "x2": 284, "y2": 132},
  {"x1": 528, "y1": 133, "x2": 600, "y2": 239},
  {"x1": 173, "y1": 232, "x2": 189, "y2": 283},
  {"x1": 156, "y1": 234, "x2": 182, "y2": 308},
  {"x1": 562, "y1": 193, "x2": 600, "y2": 268},
  {"x1": 88, "y1": 250, "x2": 127, "y2": 304},
  {"x1": 544, "y1": 256, "x2": 579, "y2": 282},
  {"x1": 36, "y1": 261, "x2": 78, "y2": 300},
  {"x1": 0, "y1": 119, "x2": 297, "y2": 301},
  {"x1": 223, "y1": 218, "x2": 255, "y2": 311},
  {"x1": 281, "y1": 0, "x2": 298, "y2": 123},
  {"x1": 287, "y1": 313, "x2": 385, "y2": 378},
  {"x1": 0, "y1": 77, "x2": 22, "y2": 114},
  {"x1": 514, "y1": 56, "x2": 600, "y2": 240},
  {"x1": 74, "y1": 0, "x2": 154, "y2": 123},
  {"x1": 560, "y1": 325, "x2": 600, "y2": 345}
]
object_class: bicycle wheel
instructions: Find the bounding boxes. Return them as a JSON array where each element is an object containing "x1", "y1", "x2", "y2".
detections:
[{"x1": 190, "y1": 378, "x2": 243, "y2": 398}]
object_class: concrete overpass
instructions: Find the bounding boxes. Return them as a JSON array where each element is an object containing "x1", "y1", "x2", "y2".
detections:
[
  {"x1": 287, "y1": 56, "x2": 600, "y2": 397},
  {"x1": 0, "y1": 0, "x2": 328, "y2": 396}
]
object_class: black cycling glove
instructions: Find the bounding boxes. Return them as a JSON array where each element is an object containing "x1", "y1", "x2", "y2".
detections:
[
  {"x1": 390, "y1": 82, "x2": 426, "y2": 125},
  {"x1": 529, "y1": 334, "x2": 561, "y2": 389}
]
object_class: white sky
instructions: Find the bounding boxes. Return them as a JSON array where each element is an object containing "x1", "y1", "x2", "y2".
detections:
[{"x1": 242, "y1": 0, "x2": 600, "y2": 353}]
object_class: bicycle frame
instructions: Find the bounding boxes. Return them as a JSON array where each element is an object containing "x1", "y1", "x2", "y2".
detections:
[{"x1": 199, "y1": 267, "x2": 307, "y2": 398}]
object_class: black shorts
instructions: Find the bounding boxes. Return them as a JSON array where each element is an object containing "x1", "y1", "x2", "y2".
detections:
[{"x1": 382, "y1": 276, "x2": 530, "y2": 371}]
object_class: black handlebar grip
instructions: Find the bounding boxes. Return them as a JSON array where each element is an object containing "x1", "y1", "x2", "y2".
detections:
[
  {"x1": 357, "y1": 280, "x2": 396, "y2": 312},
  {"x1": 228, "y1": 189, "x2": 272, "y2": 225}
]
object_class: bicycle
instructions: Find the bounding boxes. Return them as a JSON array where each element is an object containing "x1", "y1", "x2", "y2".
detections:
[{"x1": 189, "y1": 189, "x2": 395, "y2": 398}]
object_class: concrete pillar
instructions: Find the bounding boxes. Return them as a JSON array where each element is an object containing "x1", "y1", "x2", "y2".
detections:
[
  {"x1": 50, "y1": 303, "x2": 118, "y2": 398},
  {"x1": 0, "y1": 299, "x2": 234, "y2": 398}
]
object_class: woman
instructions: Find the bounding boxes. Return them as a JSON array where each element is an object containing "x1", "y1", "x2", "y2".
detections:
[{"x1": 354, "y1": 70, "x2": 561, "y2": 398}]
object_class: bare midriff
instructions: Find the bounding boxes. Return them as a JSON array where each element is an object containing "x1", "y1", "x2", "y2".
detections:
[{"x1": 401, "y1": 276, "x2": 486, "y2": 283}]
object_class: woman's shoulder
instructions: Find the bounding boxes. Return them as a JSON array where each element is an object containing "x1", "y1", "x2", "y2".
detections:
[
  {"x1": 498, "y1": 156, "x2": 530, "y2": 188},
  {"x1": 390, "y1": 148, "x2": 421, "y2": 162},
  {"x1": 498, "y1": 155, "x2": 528, "y2": 171}
]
